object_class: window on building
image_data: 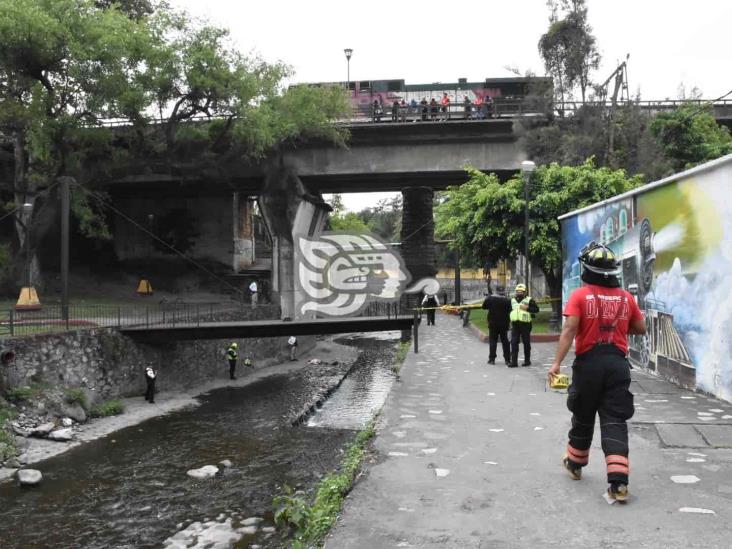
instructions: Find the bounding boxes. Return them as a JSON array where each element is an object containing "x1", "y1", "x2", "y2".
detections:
[{"x1": 619, "y1": 209, "x2": 628, "y2": 235}]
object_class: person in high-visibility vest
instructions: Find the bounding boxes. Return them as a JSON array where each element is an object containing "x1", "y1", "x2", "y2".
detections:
[
  {"x1": 509, "y1": 283, "x2": 539, "y2": 367},
  {"x1": 226, "y1": 342, "x2": 238, "y2": 380},
  {"x1": 548, "y1": 241, "x2": 646, "y2": 502}
]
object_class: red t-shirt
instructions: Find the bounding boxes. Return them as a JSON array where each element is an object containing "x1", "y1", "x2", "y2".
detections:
[{"x1": 563, "y1": 284, "x2": 644, "y2": 355}]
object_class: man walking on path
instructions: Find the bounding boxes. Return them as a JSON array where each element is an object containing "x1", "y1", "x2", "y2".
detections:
[
  {"x1": 421, "y1": 293, "x2": 440, "y2": 326},
  {"x1": 548, "y1": 241, "x2": 646, "y2": 501},
  {"x1": 481, "y1": 286, "x2": 511, "y2": 365},
  {"x1": 510, "y1": 283, "x2": 539, "y2": 367},
  {"x1": 226, "y1": 342, "x2": 238, "y2": 380}
]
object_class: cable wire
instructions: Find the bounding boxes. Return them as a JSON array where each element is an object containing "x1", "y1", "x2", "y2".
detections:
[{"x1": 74, "y1": 184, "x2": 246, "y2": 297}]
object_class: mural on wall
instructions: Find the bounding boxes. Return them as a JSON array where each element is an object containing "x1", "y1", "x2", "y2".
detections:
[{"x1": 561, "y1": 158, "x2": 732, "y2": 401}]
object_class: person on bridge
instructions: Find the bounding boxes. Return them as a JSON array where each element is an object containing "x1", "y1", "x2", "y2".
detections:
[
  {"x1": 421, "y1": 293, "x2": 440, "y2": 326},
  {"x1": 481, "y1": 286, "x2": 511, "y2": 365},
  {"x1": 144, "y1": 366, "x2": 157, "y2": 403},
  {"x1": 509, "y1": 283, "x2": 539, "y2": 367},
  {"x1": 548, "y1": 241, "x2": 646, "y2": 502},
  {"x1": 249, "y1": 280, "x2": 258, "y2": 307},
  {"x1": 227, "y1": 342, "x2": 238, "y2": 380},
  {"x1": 440, "y1": 92, "x2": 450, "y2": 120}
]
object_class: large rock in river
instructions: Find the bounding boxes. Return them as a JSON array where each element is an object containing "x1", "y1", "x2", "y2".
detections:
[
  {"x1": 48, "y1": 428, "x2": 74, "y2": 442},
  {"x1": 60, "y1": 403, "x2": 86, "y2": 423},
  {"x1": 31, "y1": 422, "x2": 55, "y2": 437},
  {"x1": 17, "y1": 469, "x2": 43, "y2": 486},
  {"x1": 186, "y1": 465, "x2": 219, "y2": 479}
]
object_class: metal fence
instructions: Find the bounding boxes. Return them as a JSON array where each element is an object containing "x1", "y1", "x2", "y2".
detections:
[{"x1": 0, "y1": 302, "x2": 242, "y2": 338}]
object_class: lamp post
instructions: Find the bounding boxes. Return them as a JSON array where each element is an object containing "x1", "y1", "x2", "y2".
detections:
[
  {"x1": 520, "y1": 161, "x2": 536, "y2": 294},
  {"x1": 344, "y1": 48, "x2": 353, "y2": 91}
]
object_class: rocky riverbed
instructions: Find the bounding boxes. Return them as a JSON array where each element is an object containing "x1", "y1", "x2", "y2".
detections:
[{"x1": 0, "y1": 334, "x2": 399, "y2": 548}]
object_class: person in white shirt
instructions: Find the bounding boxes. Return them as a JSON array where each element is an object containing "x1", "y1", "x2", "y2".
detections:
[{"x1": 249, "y1": 280, "x2": 258, "y2": 307}]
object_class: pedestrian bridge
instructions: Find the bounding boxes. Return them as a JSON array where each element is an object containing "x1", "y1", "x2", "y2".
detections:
[{"x1": 120, "y1": 315, "x2": 414, "y2": 342}]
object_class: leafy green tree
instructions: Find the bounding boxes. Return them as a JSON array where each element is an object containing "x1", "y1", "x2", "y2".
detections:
[
  {"x1": 328, "y1": 212, "x2": 370, "y2": 233},
  {"x1": 0, "y1": 0, "x2": 160, "y2": 285},
  {"x1": 650, "y1": 104, "x2": 732, "y2": 172},
  {"x1": 539, "y1": 0, "x2": 600, "y2": 107},
  {"x1": 435, "y1": 160, "x2": 642, "y2": 314},
  {"x1": 94, "y1": 0, "x2": 155, "y2": 19},
  {"x1": 357, "y1": 196, "x2": 402, "y2": 243}
]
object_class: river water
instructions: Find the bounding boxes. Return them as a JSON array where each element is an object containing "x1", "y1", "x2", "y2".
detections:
[{"x1": 0, "y1": 334, "x2": 398, "y2": 548}]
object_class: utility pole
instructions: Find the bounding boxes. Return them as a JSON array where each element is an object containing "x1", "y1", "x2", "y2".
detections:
[
  {"x1": 60, "y1": 177, "x2": 70, "y2": 322},
  {"x1": 521, "y1": 161, "x2": 536, "y2": 294}
]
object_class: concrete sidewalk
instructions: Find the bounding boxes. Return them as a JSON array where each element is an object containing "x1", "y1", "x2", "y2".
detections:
[{"x1": 326, "y1": 315, "x2": 732, "y2": 549}]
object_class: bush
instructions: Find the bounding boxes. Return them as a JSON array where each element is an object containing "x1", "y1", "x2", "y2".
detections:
[
  {"x1": 5, "y1": 387, "x2": 34, "y2": 403},
  {"x1": 89, "y1": 399, "x2": 124, "y2": 418},
  {"x1": 63, "y1": 388, "x2": 88, "y2": 410},
  {"x1": 391, "y1": 341, "x2": 410, "y2": 374}
]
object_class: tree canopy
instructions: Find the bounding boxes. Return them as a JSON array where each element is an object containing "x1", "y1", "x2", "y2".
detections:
[
  {"x1": 650, "y1": 104, "x2": 732, "y2": 172},
  {"x1": 0, "y1": 0, "x2": 348, "y2": 287},
  {"x1": 435, "y1": 161, "x2": 643, "y2": 306}
]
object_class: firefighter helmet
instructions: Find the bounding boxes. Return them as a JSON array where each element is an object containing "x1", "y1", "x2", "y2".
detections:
[
  {"x1": 515, "y1": 283, "x2": 527, "y2": 293},
  {"x1": 578, "y1": 241, "x2": 621, "y2": 275}
]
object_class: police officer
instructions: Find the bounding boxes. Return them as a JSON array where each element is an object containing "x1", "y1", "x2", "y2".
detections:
[
  {"x1": 226, "y1": 342, "x2": 238, "y2": 380},
  {"x1": 144, "y1": 366, "x2": 157, "y2": 403},
  {"x1": 509, "y1": 283, "x2": 539, "y2": 367},
  {"x1": 481, "y1": 286, "x2": 512, "y2": 365},
  {"x1": 548, "y1": 241, "x2": 646, "y2": 502}
]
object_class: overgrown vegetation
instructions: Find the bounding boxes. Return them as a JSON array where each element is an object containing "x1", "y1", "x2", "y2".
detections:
[
  {"x1": 89, "y1": 399, "x2": 124, "y2": 418},
  {"x1": 63, "y1": 387, "x2": 89, "y2": 410},
  {"x1": 0, "y1": 400, "x2": 18, "y2": 461},
  {"x1": 273, "y1": 420, "x2": 376, "y2": 548},
  {"x1": 392, "y1": 341, "x2": 410, "y2": 375}
]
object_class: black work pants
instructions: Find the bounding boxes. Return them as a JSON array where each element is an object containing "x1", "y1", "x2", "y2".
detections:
[
  {"x1": 510, "y1": 321, "x2": 532, "y2": 365},
  {"x1": 488, "y1": 325, "x2": 510, "y2": 363},
  {"x1": 566, "y1": 345, "x2": 634, "y2": 484},
  {"x1": 426, "y1": 310, "x2": 436, "y2": 325},
  {"x1": 145, "y1": 378, "x2": 156, "y2": 403},
  {"x1": 229, "y1": 359, "x2": 236, "y2": 379}
]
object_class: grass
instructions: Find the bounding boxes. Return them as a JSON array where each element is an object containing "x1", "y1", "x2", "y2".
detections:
[
  {"x1": 64, "y1": 387, "x2": 88, "y2": 410},
  {"x1": 468, "y1": 309, "x2": 555, "y2": 335},
  {"x1": 273, "y1": 420, "x2": 377, "y2": 548},
  {"x1": 89, "y1": 399, "x2": 125, "y2": 418},
  {"x1": 391, "y1": 341, "x2": 411, "y2": 375}
]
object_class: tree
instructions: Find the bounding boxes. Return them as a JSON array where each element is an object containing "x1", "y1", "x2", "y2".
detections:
[
  {"x1": 0, "y1": 0, "x2": 161, "y2": 286},
  {"x1": 650, "y1": 104, "x2": 732, "y2": 173},
  {"x1": 94, "y1": 0, "x2": 155, "y2": 19},
  {"x1": 539, "y1": 0, "x2": 600, "y2": 107},
  {"x1": 435, "y1": 160, "x2": 643, "y2": 315}
]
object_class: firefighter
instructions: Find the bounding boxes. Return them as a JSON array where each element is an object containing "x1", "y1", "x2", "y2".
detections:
[
  {"x1": 144, "y1": 366, "x2": 157, "y2": 403},
  {"x1": 509, "y1": 283, "x2": 539, "y2": 367},
  {"x1": 548, "y1": 241, "x2": 646, "y2": 502},
  {"x1": 226, "y1": 342, "x2": 238, "y2": 380}
]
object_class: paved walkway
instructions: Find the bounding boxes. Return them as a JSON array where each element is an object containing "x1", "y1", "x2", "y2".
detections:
[{"x1": 326, "y1": 315, "x2": 732, "y2": 549}]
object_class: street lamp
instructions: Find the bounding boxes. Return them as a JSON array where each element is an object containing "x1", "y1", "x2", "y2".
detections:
[
  {"x1": 344, "y1": 48, "x2": 353, "y2": 91},
  {"x1": 22, "y1": 203, "x2": 32, "y2": 290},
  {"x1": 520, "y1": 160, "x2": 536, "y2": 293}
]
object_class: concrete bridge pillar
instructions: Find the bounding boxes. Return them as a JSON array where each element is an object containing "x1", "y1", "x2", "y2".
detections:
[
  {"x1": 259, "y1": 166, "x2": 331, "y2": 319},
  {"x1": 232, "y1": 193, "x2": 255, "y2": 273},
  {"x1": 401, "y1": 186, "x2": 437, "y2": 295}
]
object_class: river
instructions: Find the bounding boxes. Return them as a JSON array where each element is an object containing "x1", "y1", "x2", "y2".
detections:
[{"x1": 0, "y1": 333, "x2": 399, "y2": 548}]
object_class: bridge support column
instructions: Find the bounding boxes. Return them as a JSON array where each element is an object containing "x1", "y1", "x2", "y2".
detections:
[
  {"x1": 232, "y1": 193, "x2": 255, "y2": 273},
  {"x1": 401, "y1": 186, "x2": 437, "y2": 282},
  {"x1": 260, "y1": 166, "x2": 331, "y2": 320}
]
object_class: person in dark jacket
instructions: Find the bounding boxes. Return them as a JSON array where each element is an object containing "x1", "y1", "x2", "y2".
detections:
[
  {"x1": 144, "y1": 366, "x2": 157, "y2": 403},
  {"x1": 421, "y1": 293, "x2": 440, "y2": 326},
  {"x1": 481, "y1": 287, "x2": 512, "y2": 365}
]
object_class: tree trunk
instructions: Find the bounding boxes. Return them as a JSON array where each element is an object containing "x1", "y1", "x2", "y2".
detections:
[{"x1": 543, "y1": 266, "x2": 563, "y2": 319}]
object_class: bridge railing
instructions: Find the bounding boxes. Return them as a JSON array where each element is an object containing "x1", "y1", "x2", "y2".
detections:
[{"x1": 0, "y1": 302, "x2": 244, "y2": 338}]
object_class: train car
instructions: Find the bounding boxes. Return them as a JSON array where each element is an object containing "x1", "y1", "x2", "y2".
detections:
[{"x1": 299, "y1": 76, "x2": 553, "y2": 119}]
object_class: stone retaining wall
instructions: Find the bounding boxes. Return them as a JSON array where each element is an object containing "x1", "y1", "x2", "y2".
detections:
[{"x1": 0, "y1": 305, "x2": 314, "y2": 405}]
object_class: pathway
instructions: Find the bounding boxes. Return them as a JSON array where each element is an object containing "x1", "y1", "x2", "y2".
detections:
[{"x1": 326, "y1": 315, "x2": 732, "y2": 549}]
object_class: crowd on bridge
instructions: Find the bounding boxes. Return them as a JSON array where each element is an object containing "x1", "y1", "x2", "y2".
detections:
[{"x1": 371, "y1": 92, "x2": 495, "y2": 123}]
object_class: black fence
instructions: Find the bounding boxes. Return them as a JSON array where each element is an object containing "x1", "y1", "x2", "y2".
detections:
[{"x1": 0, "y1": 303, "x2": 242, "y2": 338}]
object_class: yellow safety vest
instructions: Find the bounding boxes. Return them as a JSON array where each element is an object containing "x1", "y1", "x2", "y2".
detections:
[{"x1": 510, "y1": 297, "x2": 532, "y2": 323}]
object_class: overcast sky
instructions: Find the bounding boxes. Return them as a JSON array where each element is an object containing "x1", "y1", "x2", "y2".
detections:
[{"x1": 170, "y1": 0, "x2": 732, "y2": 211}]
